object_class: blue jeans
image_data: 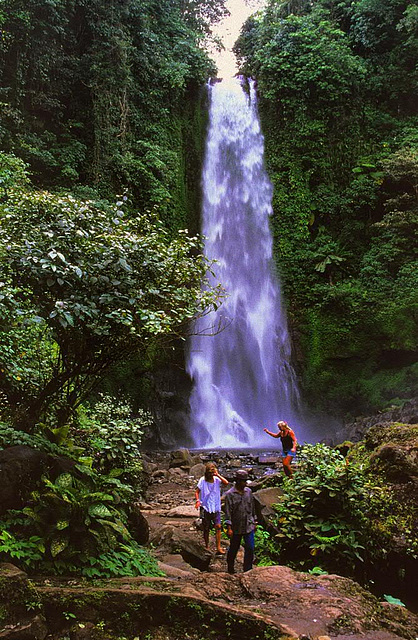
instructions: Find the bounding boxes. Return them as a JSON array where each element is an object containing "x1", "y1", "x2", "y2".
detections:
[{"x1": 227, "y1": 530, "x2": 255, "y2": 573}]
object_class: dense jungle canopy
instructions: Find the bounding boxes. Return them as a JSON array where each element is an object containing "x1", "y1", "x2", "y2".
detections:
[{"x1": 0, "y1": 0, "x2": 417, "y2": 429}]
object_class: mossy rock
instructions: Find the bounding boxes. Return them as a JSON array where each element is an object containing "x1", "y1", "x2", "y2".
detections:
[
  {"x1": 0, "y1": 564, "x2": 41, "y2": 623},
  {"x1": 37, "y1": 579, "x2": 293, "y2": 640},
  {"x1": 360, "y1": 423, "x2": 418, "y2": 482},
  {"x1": 364, "y1": 423, "x2": 418, "y2": 452}
]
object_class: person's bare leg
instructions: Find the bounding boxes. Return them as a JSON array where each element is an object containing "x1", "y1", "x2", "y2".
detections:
[
  {"x1": 283, "y1": 455, "x2": 293, "y2": 478},
  {"x1": 215, "y1": 525, "x2": 224, "y2": 553},
  {"x1": 203, "y1": 528, "x2": 210, "y2": 549}
]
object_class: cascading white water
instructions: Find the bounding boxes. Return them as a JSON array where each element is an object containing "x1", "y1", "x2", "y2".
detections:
[{"x1": 187, "y1": 77, "x2": 301, "y2": 448}]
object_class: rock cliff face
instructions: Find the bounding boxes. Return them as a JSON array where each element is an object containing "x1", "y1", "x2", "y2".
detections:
[
  {"x1": 349, "y1": 422, "x2": 418, "y2": 603},
  {"x1": 335, "y1": 399, "x2": 418, "y2": 444},
  {"x1": 142, "y1": 366, "x2": 193, "y2": 449}
]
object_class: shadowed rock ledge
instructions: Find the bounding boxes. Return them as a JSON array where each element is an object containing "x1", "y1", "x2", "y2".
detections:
[{"x1": 1, "y1": 563, "x2": 417, "y2": 640}]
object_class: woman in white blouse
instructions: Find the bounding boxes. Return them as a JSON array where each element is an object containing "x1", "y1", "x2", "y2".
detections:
[{"x1": 195, "y1": 462, "x2": 229, "y2": 554}]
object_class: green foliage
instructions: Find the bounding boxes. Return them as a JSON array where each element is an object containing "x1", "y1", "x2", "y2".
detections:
[
  {"x1": 76, "y1": 394, "x2": 151, "y2": 488},
  {"x1": 21, "y1": 467, "x2": 133, "y2": 557},
  {"x1": 0, "y1": 152, "x2": 30, "y2": 195},
  {"x1": 348, "y1": 431, "x2": 418, "y2": 561},
  {"x1": 270, "y1": 444, "x2": 367, "y2": 572},
  {"x1": 0, "y1": 422, "x2": 72, "y2": 457},
  {"x1": 0, "y1": 529, "x2": 44, "y2": 570},
  {"x1": 383, "y1": 594, "x2": 406, "y2": 607},
  {"x1": 0, "y1": 0, "x2": 223, "y2": 218},
  {"x1": 235, "y1": 0, "x2": 418, "y2": 415},
  {"x1": 0, "y1": 0, "x2": 222, "y2": 433},
  {"x1": 0, "y1": 464, "x2": 162, "y2": 577},
  {"x1": 254, "y1": 526, "x2": 280, "y2": 567},
  {"x1": 0, "y1": 179, "x2": 222, "y2": 429},
  {"x1": 257, "y1": 436, "x2": 417, "y2": 577},
  {"x1": 81, "y1": 543, "x2": 163, "y2": 578},
  {"x1": 245, "y1": 14, "x2": 367, "y2": 114},
  {"x1": 308, "y1": 566, "x2": 328, "y2": 575}
]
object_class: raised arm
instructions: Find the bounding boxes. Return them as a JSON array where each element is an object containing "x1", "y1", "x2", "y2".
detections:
[
  {"x1": 214, "y1": 469, "x2": 229, "y2": 485},
  {"x1": 263, "y1": 428, "x2": 280, "y2": 438}
]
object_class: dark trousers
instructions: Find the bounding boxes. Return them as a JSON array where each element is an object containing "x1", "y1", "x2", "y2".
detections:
[{"x1": 227, "y1": 530, "x2": 255, "y2": 573}]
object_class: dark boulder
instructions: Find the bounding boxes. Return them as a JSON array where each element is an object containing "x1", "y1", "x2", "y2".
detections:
[
  {"x1": 0, "y1": 446, "x2": 49, "y2": 514},
  {"x1": 169, "y1": 448, "x2": 193, "y2": 469},
  {"x1": 189, "y1": 462, "x2": 206, "y2": 479},
  {"x1": 370, "y1": 442, "x2": 418, "y2": 483},
  {"x1": 252, "y1": 487, "x2": 283, "y2": 533},
  {"x1": 128, "y1": 503, "x2": 150, "y2": 545},
  {"x1": 0, "y1": 445, "x2": 77, "y2": 515},
  {"x1": 149, "y1": 524, "x2": 212, "y2": 571},
  {"x1": 365, "y1": 423, "x2": 418, "y2": 483}
]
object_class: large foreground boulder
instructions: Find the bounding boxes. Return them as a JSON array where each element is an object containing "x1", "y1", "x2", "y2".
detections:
[
  {"x1": 2, "y1": 562, "x2": 417, "y2": 640},
  {"x1": 238, "y1": 565, "x2": 418, "y2": 640},
  {"x1": 149, "y1": 524, "x2": 212, "y2": 571},
  {"x1": 0, "y1": 564, "x2": 292, "y2": 640},
  {"x1": 252, "y1": 486, "x2": 283, "y2": 532}
]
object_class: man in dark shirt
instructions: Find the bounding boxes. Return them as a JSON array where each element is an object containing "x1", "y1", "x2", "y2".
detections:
[
  {"x1": 264, "y1": 420, "x2": 297, "y2": 478},
  {"x1": 224, "y1": 469, "x2": 257, "y2": 574}
]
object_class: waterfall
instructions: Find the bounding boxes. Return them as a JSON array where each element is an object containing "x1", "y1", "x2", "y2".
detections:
[{"x1": 187, "y1": 77, "x2": 301, "y2": 448}]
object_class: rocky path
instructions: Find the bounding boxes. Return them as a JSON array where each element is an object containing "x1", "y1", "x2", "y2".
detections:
[
  {"x1": 138, "y1": 451, "x2": 418, "y2": 640},
  {"x1": 137, "y1": 448, "x2": 418, "y2": 640},
  {"x1": 142, "y1": 448, "x2": 282, "y2": 574},
  {"x1": 2, "y1": 447, "x2": 417, "y2": 640}
]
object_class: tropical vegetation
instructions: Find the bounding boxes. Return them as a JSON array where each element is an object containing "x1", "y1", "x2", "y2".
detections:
[
  {"x1": 0, "y1": 0, "x2": 227, "y2": 578},
  {"x1": 234, "y1": 0, "x2": 418, "y2": 415},
  {"x1": 0, "y1": 0, "x2": 416, "y2": 588}
]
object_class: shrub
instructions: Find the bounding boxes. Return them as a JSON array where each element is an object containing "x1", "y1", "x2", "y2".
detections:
[
  {"x1": 75, "y1": 395, "x2": 152, "y2": 490},
  {"x1": 0, "y1": 464, "x2": 162, "y2": 577},
  {"x1": 270, "y1": 443, "x2": 367, "y2": 573}
]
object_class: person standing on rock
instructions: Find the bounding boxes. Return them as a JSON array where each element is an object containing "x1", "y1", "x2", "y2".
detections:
[
  {"x1": 195, "y1": 462, "x2": 228, "y2": 554},
  {"x1": 263, "y1": 420, "x2": 297, "y2": 478},
  {"x1": 224, "y1": 469, "x2": 257, "y2": 574}
]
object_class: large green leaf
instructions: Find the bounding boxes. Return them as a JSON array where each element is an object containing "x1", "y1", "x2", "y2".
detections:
[
  {"x1": 55, "y1": 473, "x2": 73, "y2": 489},
  {"x1": 97, "y1": 518, "x2": 129, "y2": 538},
  {"x1": 383, "y1": 595, "x2": 405, "y2": 607},
  {"x1": 88, "y1": 504, "x2": 113, "y2": 518},
  {"x1": 50, "y1": 535, "x2": 69, "y2": 558}
]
